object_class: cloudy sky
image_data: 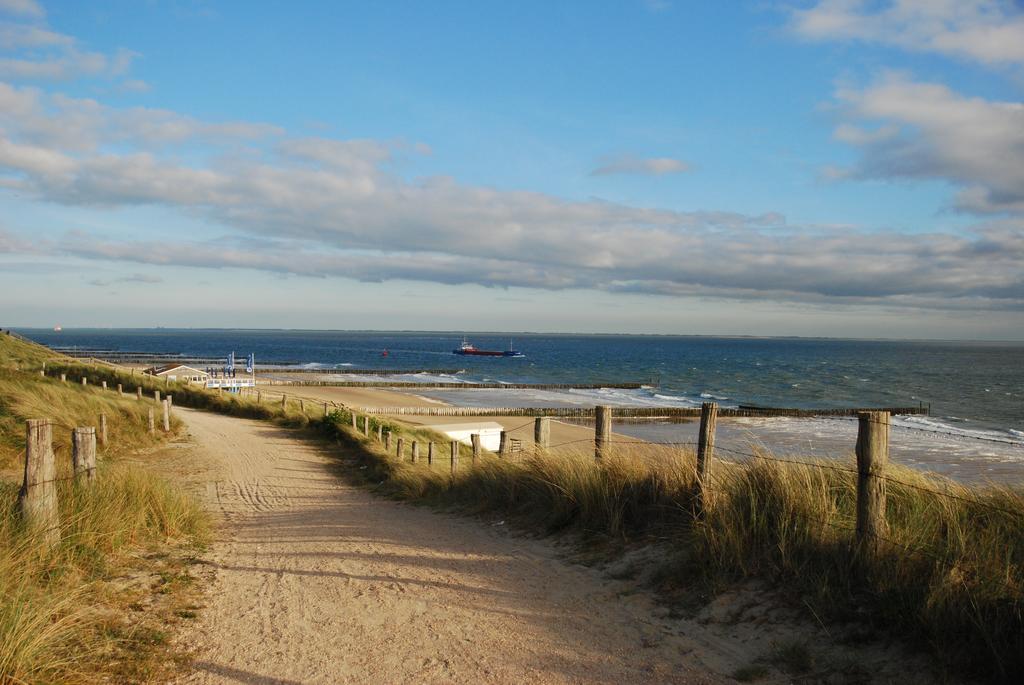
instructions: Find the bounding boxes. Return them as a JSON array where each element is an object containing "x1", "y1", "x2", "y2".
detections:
[{"x1": 1, "y1": 0, "x2": 1022, "y2": 339}]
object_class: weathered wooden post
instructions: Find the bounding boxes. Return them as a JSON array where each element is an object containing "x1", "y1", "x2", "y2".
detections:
[
  {"x1": 427, "y1": 442, "x2": 435, "y2": 466},
  {"x1": 362, "y1": 415, "x2": 370, "y2": 436},
  {"x1": 595, "y1": 405, "x2": 612, "y2": 460},
  {"x1": 72, "y1": 426, "x2": 97, "y2": 483},
  {"x1": 385, "y1": 431, "x2": 392, "y2": 451},
  {"x1": 299, "y1": 398, "x2": 305, "y2": 413},
  {"x1": 324, "y1": 402, "x2": 329, "y2": 418},
  {"x1": 167, "y1": 394, "x2": 173, "y2": 410},
  {"x1": 471, "y1": 433, "x2": 481, "y2": 466},
  {"x1": 136, "y1": 387, "x2": 142, "y2": 400},
  {"x1": 162, "y1": 399, "x2": 170, "y2": 432},
  {"x1": 257, "y1": 390, "x2": 262, "y2": 403},
  {"x1": 81, "y1": 376, "x2": 87, "y2": 386},
  {"x1": 856, "y1": 411, "x2": 889, "y2": 555},
  {"x1": 450, "y1": 441, "x2": 459, "y2": 475},
  {"x1": 164, "y1": 376, "x2": 169, "y2": 387},
  {"x1": 377, "y1": 425, "x2": 383, "y2": 443},
  {"x1": 411, "y1": 441, "x2": 420, "y2": 463},
  {"x1": 351, "y1": 412, "x2": 357, "y2": 429},
  {"x1": 99, "y1": 413, "x2": 108, "y2": 448},
  {"x1": 396, "y1": 437, "x2": 405, "y2": 459},
  {"x1": 153, "y1": 389, "x2": 161, "y2": 405},
  {"x1": 39, "y1": 369, "x2": 44, "y2": 377},
  {"x1": 19, "y1": 419, "x2": 58, "y2": 546},
  {"x1": 60, "y1": 373, "x2": 66, "y2": 383},
  {"x1": 147, "y1": 408, "x2": 155, "y2": 435},
  {"x1": 281, "y1": 394, "x2": 287, "y2": 410},
  {"x1": 101, "y1": 380, "x2": 107, "y2": 391},
  {"x1": 498, "y1": 430, "x2": 509, "y2": 457},
  {"x1": 695, "y1": 402, "x2": 718, "y2": 514},
  {"x1": 534, "y1": 417, "x2": 550, "y2": 451},
  {"x1": 117, "y1": 383, "x2": 123, "y2": 396}
]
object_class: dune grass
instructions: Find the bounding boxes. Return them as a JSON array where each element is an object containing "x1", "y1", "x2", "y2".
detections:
[{"x1": 0, "y1": 336, "x2": 208, "y2": 683}]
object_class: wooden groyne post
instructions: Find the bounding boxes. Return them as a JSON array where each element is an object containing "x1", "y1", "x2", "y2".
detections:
[
  {"x1": 595, "y1": 405, "x2": 611, "y2": 460},
  {"x1": 534, "y1": 417, "x2": 550, "y2": 450},
  {"x1": 19, "y1": 419, "x2": 58, "y2": 547},
  {"x1": 695, "y1": 402, "x2": 718, "y2": 514},
  {"x1": 856, "y1": 411, "x2": 889, "y2": 556},
  {"x1": 72, "y1": 426, "x2": 97, "y2": 483}
]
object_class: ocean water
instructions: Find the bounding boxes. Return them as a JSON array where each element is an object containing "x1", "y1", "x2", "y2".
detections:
[{"x1": 13, "y1": 329, "x2": 1024, "y2": 482}]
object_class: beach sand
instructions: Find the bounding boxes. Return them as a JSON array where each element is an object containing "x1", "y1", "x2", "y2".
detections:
[{"x1": 261, "y1": 384, "x2": 601, "y2": 451}]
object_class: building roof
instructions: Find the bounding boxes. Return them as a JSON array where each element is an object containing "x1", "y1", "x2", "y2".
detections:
[{"x1": 144, "y1": 364, "x2": 208, "y2": 377}]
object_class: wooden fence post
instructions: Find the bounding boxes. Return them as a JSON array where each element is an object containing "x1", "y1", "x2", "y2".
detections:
[
  {"x1": 281, "y1": 394, "x2": 287, "y2": 410},
  {"x1": 534, "y1": 417, "x2": 550, "y2": 450},
  {"x1": 362, "y1": 415, "x2": 369, "y2": 436},
  {"x1": 499, "y1": 430, "x2": 508, "y2": 457},
  {"x1": 351, "y1": 412, "x2": 357, "y2": 429},
  {"x1": 299, "y1": 398, "x2": 305, "y2": 413},
  {"x1": 167, "y1": 394, "x2": 172, "y2": 409},
  {"x1": 411, "y1": 441, "x2": 419, "y2": 463},
  {"x1": 450, "y1": 441, "x2": 459, "y2": 476},
  {"x1": 856, "y1": 411, "x2": 889, "y2": 555},
  {"x1": 428, "y1": 442, "x2": 435, "y2": 466},
  {"x1": 162, "y1": 399, "x2": 170, "y2": 432},
  {"x1": 60, "y1": 373, "x2": 66, "y2": 383},
  {"x1": 153, "y1": 390, "x2": 161, "y2": 405},
  {"x1": 19, "y1": 419, "x2": 58, "y2": 546},
  {"x1": 385, "y1": 431, "x2": 392, "y2": 451},
  {"x1": 117, "y1": 383, "x2": 123, "y2": 396},
  {"x1": 72, "y1": 426, "x2": 97, "y2": 483},
  {"x1": 81, "y1": 376, "x2": 87, "y2": 386},
  {"x1": 323, "y1": 402, "x2": 329, "y2": 418},
  {"x1": 696, "y1": 402, "x2": 718, "y2": 514},
  {"x1": 471, "y1": 433, "x2": 481, "y2": 466},
  {"x1": 397, "y1": 437, "x2": 404, "y2": 459},
  {"x1": 99, "y1": 413, "x2": 108, "y2": 448},
  {"x1": 595, "y1": 405, "x2": 611, "y2": 460},
  {"x1": 377, "y1": 425, "x2": 383, "y2": 443},
  {"x1": 136, "y1": 387, "x2": 142, "y2": 400},
  {"x1": 148, "y1": 408, "x2": 155, "y2": 435},
  {"x1": 101, "y1": 380, "x2": 107, "y2": 391}
]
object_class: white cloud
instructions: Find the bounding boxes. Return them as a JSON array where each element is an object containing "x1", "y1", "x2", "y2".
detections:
[
  {"x1": 830, "y1": 74, "x2": 1024, "y2": 214},
  {"x1": 591, "y1": 154, "x2": 691, "y2": 176},
  {"x1": 791, "y1": 0, "x2": 1024, "y2": 66}
]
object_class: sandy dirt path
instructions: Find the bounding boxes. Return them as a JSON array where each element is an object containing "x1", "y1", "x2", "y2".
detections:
[{"x1": 173, "y1": 407, "x2": 731, "y2": 684}]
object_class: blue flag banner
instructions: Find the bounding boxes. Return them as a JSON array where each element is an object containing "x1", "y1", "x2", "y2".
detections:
[{"x1": 246, "y1": 353, "x2": 254, "y2": 374}]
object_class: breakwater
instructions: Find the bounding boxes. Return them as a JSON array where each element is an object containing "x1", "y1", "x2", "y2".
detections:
[{"x1": 260, "y1": 380, "x2": 647, "y2": 390}]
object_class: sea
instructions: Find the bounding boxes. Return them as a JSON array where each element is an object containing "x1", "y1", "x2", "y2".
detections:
[{"x1": 13, "y1": 329, "x2": 1024, "y2": 484}]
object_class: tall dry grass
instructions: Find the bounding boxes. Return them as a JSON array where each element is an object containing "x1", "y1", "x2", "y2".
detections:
[{"x1": 1, "y1": 336, "x2": 208, "y2": 683}]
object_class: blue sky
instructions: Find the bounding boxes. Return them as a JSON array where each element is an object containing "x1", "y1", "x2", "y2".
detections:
[{"x1": 1, "y1": 1, "x2": 1022, "y2": 339}]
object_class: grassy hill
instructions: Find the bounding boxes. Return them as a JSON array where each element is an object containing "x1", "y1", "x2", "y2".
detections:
[{"x1": 0, "y1": 333, "x2": 208, "y2": 683}]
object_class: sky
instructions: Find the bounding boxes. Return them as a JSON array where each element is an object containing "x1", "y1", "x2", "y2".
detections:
[{"x1": 0, "y1": 0, "x2": 1022, "y2": 339}]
